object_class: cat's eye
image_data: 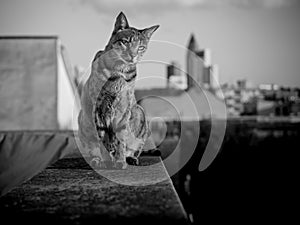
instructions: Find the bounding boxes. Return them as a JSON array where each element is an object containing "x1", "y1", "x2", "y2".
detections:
[
  {"x1": 138, "y1": 46, "x2": 146, "y2": 51},
  {"x1": 120, "y1": 39, "x2": 129, "y2": 45}
]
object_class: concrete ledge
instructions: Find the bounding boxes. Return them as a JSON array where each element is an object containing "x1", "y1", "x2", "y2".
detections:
[{"x1": 0, "y1": 156, "x2": 188, "y2": 225}]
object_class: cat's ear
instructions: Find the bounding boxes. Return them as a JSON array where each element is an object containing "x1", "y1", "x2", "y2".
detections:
[
  {"x1": 113, "y1": 12, "x2": 129, "y2": 33},
  {"x1": 142, "y1": 25, "x2": 160, "y2": 39}
]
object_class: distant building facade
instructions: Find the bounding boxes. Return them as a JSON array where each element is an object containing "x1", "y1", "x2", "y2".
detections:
[
  {"x1": 186, "y1": 34, "x2": 202, "y2": 89},
  {"x1": 221, "y1": 80, "x2": 300, "y2": 117},
  {"x1": 167, "y1": 61, "x2": 187, "y2": 90},
  {"x1": 135, "y1": 35, "x2": 227, "y2": 120},
  {"x1": 186, "y1": 34, "x2": 219, "y2": 90}
]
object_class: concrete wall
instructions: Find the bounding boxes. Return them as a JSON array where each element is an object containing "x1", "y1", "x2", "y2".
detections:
[{"x1": 0, "y1": 37, "x2": 58, "y2": 130}]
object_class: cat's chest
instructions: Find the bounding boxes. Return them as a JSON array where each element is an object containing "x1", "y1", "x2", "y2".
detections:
[
  {"x1": 95, "y1": 82, "x2": 135, "y2": 115},
  {"x1": 114, "y1": 89, "x2": 134, "y2": 111}
]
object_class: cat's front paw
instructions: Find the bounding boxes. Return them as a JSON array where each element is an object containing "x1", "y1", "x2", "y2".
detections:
[
  {"x1": 90, "y1": 157, "x2": 101, "y2": 167},
  {"x1": 90, "y1": 157, "x2": 111, "y2": 169},
  {"x1": 114, "y1": 160, "x2": 127, "y2": 169}
]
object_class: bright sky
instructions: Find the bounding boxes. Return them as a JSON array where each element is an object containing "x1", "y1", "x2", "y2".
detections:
[{"x1": 1, "y1": 0, "x2": 300, "y2": 88}]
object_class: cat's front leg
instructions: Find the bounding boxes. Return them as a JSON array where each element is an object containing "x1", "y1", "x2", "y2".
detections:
[
  {"x1": 113, "y1": 138, "x2": 127, "y2": 169},
  {"x1": 90, "y1": 142, "x2": 112, "y2": 169},
  {"x1": 89, "y1": 145, "x2": 106, "y2": 168}
]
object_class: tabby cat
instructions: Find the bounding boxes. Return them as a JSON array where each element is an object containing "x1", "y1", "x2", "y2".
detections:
[{"x1": 77, "y1": 12, "x2": 159, "y2": 169}]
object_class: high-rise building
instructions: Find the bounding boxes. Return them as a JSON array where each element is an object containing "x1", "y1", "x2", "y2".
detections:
[
  {"x1": 167, "y1": 61, "x2": 181, "y2": 80},
  {"x1": 202, "y1": 66, "x2": 211, "y2": 87},
  {"x1": 166, "y1": 61, "x2": 186, "y2": 90},
  {"x1": 197, "y1": 49, "x2": 211, "y2": 67},
  {"x1": 211, "y1": 64, "x2": 220, "y2": 89},
  {"x1": 202, "y1": 64, "x2": 220, "y2": 90},
  {"x1": 204, "y1": 48, "x2": 211, "y2": 67},
  {"x1": 186, "y1": 34, "x2": 203, "y2": 89},
  {"x1": 186, "y1": 34, "x2": 213, "y2": 90}
]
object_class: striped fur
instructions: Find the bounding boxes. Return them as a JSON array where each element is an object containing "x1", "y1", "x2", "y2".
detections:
[{"x1": 78, "y1": 12, "x2": 159, "y2": 168}]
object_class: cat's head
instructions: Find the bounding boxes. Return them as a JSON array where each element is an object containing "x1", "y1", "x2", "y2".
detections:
[{"x1": 106, "y1": 12, "x2": 159, "y2": 64}]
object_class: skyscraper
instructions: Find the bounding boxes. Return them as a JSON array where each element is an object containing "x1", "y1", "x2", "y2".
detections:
[
  {"x1": 211, "y1": 64, "x2": 220, "y2": 90},
  {"x1": 167, "y1": 61, "x2": 186, "y2": 90},
  {"x1": 186, "y1": 34, "x2": 218, "y2": 89},
  {"x1": 167, "y1": 61, "x2": 181, "y2": 80},
  {"x1": 202, "y1": 65, "x2": 211, "y2": 88},
  {"x1": 186, "y1": 34, "x2": 212, "y2": 90},
  {"x1": 186, "y1": 34, "x2": 202, "y2": 89}
]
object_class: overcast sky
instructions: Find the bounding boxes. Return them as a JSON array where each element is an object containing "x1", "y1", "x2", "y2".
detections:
[{"x1": 1, "y1": 0, "x2": 300, "y2": 88}]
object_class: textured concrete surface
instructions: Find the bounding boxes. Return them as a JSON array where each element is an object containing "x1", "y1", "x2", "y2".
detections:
[
  {"x1": 0, "y1": 157, "x2": 188, "y2": 225},
  {"x1": 0, "y1": 37, "x2": 58, "y2": 130},
  {"x1": 0, "y1": 130, "x2": 164, "y2": 196}
]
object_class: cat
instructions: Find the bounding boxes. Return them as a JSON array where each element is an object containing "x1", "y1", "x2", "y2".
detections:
[
  {"x1": 93, "y1": 75, "x2": 149, "y2": 169},
  {"x1": 77, "y1": 12, "x2": 159, "y2": 168}
]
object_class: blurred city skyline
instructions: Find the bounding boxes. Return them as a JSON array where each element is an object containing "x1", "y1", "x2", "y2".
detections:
[{"x1": 1, "y1": 0, "x2": 300, "y2": 88}]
